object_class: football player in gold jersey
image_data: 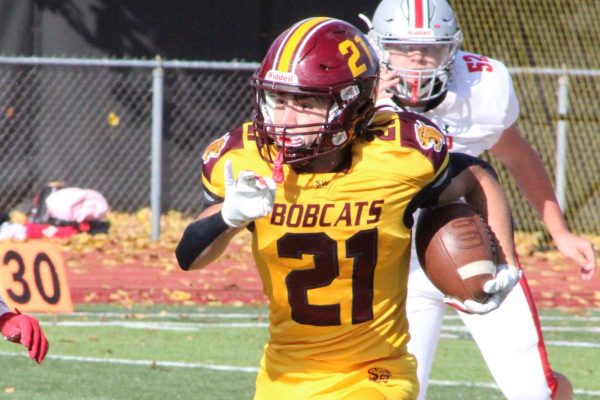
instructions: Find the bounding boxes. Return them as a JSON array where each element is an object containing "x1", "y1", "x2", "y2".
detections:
[{"x1": 176, "y1": 17, "x2": 520, "y2": 400}]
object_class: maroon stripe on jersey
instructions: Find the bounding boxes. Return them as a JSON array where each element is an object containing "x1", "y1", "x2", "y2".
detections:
[
  {"x1": 414, "y1": 0, "x2": 424, "y2": 28},
  {"x1": 201, "y1": 126, "x2": 246, "y2": 185},
  {"x1": 398, "y1": 112, "x2": 447, "y2": 171}
]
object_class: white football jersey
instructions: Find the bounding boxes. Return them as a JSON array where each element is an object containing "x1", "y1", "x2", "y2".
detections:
[{"x1": 379, "y1": 50, "x2": 520, "y2": 157}]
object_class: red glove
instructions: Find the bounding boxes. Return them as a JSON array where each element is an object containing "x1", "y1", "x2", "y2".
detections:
[{"x1": 0, "y1": 309, "x2": 49, "y2": 364}]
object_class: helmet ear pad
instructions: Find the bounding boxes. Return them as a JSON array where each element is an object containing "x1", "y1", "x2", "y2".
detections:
[{"x1": 337, "y1": 79, "x2": 377, "y2": 138}]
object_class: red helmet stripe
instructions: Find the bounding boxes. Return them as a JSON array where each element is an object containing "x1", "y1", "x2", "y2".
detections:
[
  {"x1": 411, "y1": 0, "x2": 429, "y2": 29},
  {"x1": 274, "y1": 17, "x2": 332, "y2": 73}
]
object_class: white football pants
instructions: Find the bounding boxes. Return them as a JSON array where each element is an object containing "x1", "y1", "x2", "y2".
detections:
[{"x1": 406, "y1": 255, "x2": 557, "y2": 400}]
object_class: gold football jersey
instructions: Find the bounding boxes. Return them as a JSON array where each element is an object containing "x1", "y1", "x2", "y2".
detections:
[{"x1": 201, "y1": 110, "x2": 448, "y2": 386}]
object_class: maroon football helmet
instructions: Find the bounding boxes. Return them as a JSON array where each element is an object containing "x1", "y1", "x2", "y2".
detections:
[{"x1": 251, "y1": 17, "x2": 380, "y2": 170}]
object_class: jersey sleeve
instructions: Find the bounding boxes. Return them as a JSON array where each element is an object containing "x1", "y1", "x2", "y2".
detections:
[
  {"x1": 372, "y1": 111, "x2": 450, "y2": 227},
  {"x1": 200, "y1": 127, "x2": 246, "y2": 205},
  {"x1": 503, "y1": 68, "x2": 520, "y2": 128}
]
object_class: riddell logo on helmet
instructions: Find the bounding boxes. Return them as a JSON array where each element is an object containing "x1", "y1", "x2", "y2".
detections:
[
  {"x1": 266, "y1": 70, "x2": 299, "y2": 84},
  {"x1": 407, "y1": 29, "x2": 433, "y2": 37}
]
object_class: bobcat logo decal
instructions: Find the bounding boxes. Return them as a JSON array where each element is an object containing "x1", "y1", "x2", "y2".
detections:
[
  {"x1": 415, "y1": 120, "x2": 445, "y2": 152},
  {"x1": 202, "y1": 133, "x2": 230, "y2": 164}
]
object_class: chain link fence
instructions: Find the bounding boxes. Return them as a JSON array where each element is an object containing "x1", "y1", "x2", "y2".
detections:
[
  {"x1": 0, "y1": 57, "x2": 598, "y2": 237},
  {"x1": 0, "y1": 58, "x2": 255, "y2": 220},
  {"x1": 449, "y1": 0, "x2": 600, "y2": 239},
  {"x1": 482, "y1": 70, "x2": 600, "y2": 236}
]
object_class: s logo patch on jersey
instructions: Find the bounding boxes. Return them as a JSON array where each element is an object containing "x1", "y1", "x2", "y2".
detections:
[
  {"x1": 368, "y1": 367, "x2": 391, "y2": 383},
  {"x1": 415, "y1": 120, "x2": 445, "y2": 152},
  {"x1": 202, "y1": 133, "x2": 230, "y2": 164}
]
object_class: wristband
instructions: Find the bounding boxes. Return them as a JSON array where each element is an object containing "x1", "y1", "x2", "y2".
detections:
[{"x1": 175, "y1": 211, "x2": 229, "y2": 270}]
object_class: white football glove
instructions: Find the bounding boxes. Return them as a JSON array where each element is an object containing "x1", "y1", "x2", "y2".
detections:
[
  {"x1": 221, "y1": 160, "x2": 277, "y2": 228},
  {"x1": 444, "y1": 264, "x2": 522, "y2": 315}
]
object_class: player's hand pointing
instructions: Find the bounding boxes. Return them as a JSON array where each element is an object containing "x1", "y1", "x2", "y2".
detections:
[{"x1": 221, "y1": 160, "x2": 277, "y2": 228}]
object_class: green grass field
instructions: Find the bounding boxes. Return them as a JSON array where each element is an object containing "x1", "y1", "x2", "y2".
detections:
[{"x1": 1, "y1": 305, "x2": 599, "y2": 399}]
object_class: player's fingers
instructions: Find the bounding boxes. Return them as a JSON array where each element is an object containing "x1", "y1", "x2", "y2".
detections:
[
  {"x1": 483, "y1": 278, "x2": 500, "y2": 294},
  {"x1": 379, "y1": 77, "x2": 398, "y2": 90},
  {"x1": 36, "y1": 330, "x2": 49, "y2": 364},
  {"x1": 566, "y1": 245, "x2": 593, "y2": 271},
  {"x1": 580, "y1": 243, "x2": 596, "y2": 280},
  {"x1": 464, "y1": 296, "x2": 499, "y2": 314},
  {"x1": 484, "y1": 265, "x2": 520, "y2": 294},
  {"x1": 18, "y1": 318, "x2": 33, "y2": 352},
  {"x1": 255, "y1": 176, "x2": 277, "y2": 191},
  {"x1": 380, "y1": 69, "x2": 397, "y2": 80},
  {"x1": 224, "y1": 160, "x2": 235, "y2": 187},
  {"x1": 262, "y1": 197, "x2": 274, "y2": 216},
  {"x1": 580, "y1": 246, "x2": 596, "y2": 280},
  {"x1": 238, "y1": 170, "x2": 257, "y2": 186},
  {"x1": 28, "y1": 320, "x2": 42, "y2": 363}
]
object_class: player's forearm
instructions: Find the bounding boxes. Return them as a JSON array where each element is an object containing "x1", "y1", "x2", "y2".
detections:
[
  {"x1": 184, "y1": 223, "x2": 241, "y2": 271},
  {"x1": 461, "y1": 166, "x2": 517, "y2": 266},
  {"x1": 504, "y1": 156, "x2": 569, "y2": 238},
  {"x1": 491, "y1": 128, "x2": 570, "y2": 239},
  {"x1": 175, "y1": 205, "x2": 240, "y2": 271}
]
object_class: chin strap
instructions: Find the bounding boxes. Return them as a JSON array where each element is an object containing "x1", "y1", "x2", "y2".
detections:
[
  {"x1": 272, "y1": 149, "x2": 284, "y2": 184},
  {"x1": 411, "y1": 79, "x2": 419, "y2": 104}
]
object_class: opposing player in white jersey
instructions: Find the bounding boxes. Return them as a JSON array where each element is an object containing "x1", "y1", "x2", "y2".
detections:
[
  {"x1": 0, "y1": 294, "x2": 49, "y2": 363},
  {"x1": 364, "y1": 0, "x2": 596, "y2": 399}
]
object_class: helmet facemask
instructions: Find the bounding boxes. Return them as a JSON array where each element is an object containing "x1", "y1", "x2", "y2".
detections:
[
  {"x1": 368, "y1": 0, "x2": 463, "y2": 107},
  {"x1": 252, "y1": 80, "x2": 374, "y2": 168},
  {"x1": 381, "y1": 34, "x2": 462, "y2": 105}
]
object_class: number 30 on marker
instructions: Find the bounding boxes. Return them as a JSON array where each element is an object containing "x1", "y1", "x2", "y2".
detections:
[{"x1": 0, "y1": 242, "x2": 73, "y2": 313}]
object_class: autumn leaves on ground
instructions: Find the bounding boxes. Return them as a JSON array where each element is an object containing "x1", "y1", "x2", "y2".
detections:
[{"x1": 57, "y1": 210, "x2": 600, "y2": 309}]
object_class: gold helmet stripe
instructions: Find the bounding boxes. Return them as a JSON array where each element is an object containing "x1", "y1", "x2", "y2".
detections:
[{"x1": 275, "y1": 17, "x2": 332, "y2": 73}]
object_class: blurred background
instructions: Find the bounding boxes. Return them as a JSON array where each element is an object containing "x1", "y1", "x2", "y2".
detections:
[{"x1": 0, "y1": 0, "x2": 598, "y2": 238}]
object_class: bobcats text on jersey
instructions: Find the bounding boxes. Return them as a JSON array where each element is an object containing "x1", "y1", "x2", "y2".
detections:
[{"x1": 270, "y1": 200, "x2": 383, "y2": 228}]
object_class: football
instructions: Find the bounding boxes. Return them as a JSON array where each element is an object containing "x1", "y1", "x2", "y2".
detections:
[{"x1": 415, "y1": 203, "x2": 496, "y2": 303}]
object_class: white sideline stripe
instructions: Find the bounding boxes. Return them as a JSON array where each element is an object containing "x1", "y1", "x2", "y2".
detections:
[
  {"x1": 58, "y1": 312, "x2": 269, "y2": 319},
  {"x1": 429, "y1": 379, "x2": 498, "y2": 390},
  {"x1": 45, "y1": 320, "x2": 600, "y2": 338},
  {"x1": 444, "y1": 314, "x2": 600, "y2": 322},
  {"x1": 545, "y1": 340, "x2": 600, "y2": 348},
  {"x1": 0, "y1": 351, "x2": 259, "y2": 373},
  {"x1": 428, "y1": 380, "x2": 600, "y2": 397},
  {"x1": 37, "y1": 311, "x2": 600, "y2": 323},
  {"x1": 2, "y1": 351, "x2": 599, "y2": 397},
  {"x1": 37, "y1": 321, "x2": 600, "y2": 350},
  {"x1": 441, "y1": 325, "x2": 600, "y2": 333},
  {"x1": 49, "y1": 321, "x2": 268, "y2": 330}
]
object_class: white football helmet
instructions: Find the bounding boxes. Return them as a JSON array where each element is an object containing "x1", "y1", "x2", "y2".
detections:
[{"x1": 370, "y1": 0, "x2": 462, "y2": 106}]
